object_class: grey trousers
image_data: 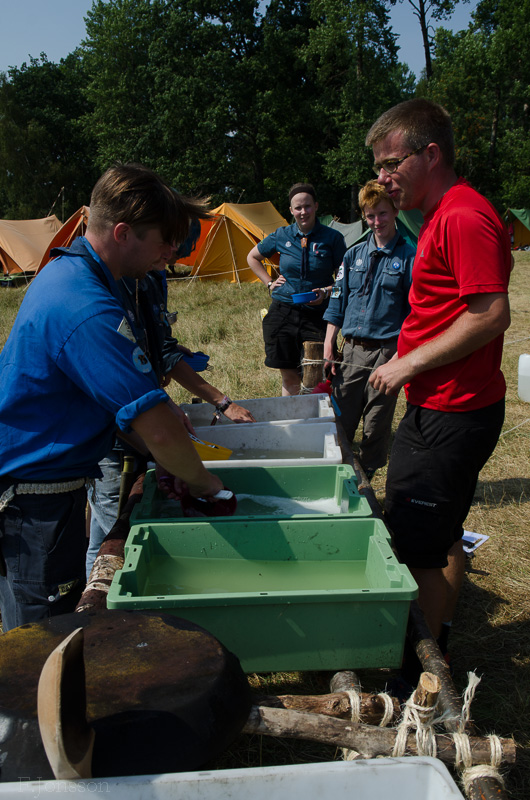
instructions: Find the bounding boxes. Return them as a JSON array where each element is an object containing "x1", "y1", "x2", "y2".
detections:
[{"x1": 332, "y1": 339, "x2": 398, "y2": 470}]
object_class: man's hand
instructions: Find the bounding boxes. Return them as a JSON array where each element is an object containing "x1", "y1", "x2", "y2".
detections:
[
  {"x1": 369, "y1": 352, "x2": 407, "y2": 396},
  {"x1": 156, "y1": 464, "x2": 188, "y2": 500},
  {"x1": 324, "y1": 323, "x2": 340, "y2": 376},
  {"x1": 223, "y1": 402, "x2": 256, "y2": 423}
]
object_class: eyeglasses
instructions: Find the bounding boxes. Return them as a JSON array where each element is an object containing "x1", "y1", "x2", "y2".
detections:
[{"x1": 372, "y1": 145, "x2": 427, "y2": 176}]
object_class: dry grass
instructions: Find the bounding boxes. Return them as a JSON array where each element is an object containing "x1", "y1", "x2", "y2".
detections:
[{"x1": 1, "y1": 253, "x2": 529, "y2": 796}]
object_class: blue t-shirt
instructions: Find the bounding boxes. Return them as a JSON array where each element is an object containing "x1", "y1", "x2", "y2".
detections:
[
  {"x1": 258, "y1": 220, "x2": 346, "y2": 305},
  {"x1": 0, "y1": 237, "x2": 168, "y2": 480},
  {"x1": 323, "y1": 231, "x2": 415, "y2": 340}
]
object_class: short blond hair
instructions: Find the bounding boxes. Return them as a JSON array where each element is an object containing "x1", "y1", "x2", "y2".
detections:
[{"x1": 358, "y1": 180, "x2": 396, "y2": 216}]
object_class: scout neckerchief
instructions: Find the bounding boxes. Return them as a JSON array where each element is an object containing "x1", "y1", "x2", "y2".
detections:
[
  {"x1": 298, "y1": 226, "x2": 313, "y2": 281},
  {"x1": 361, "y1": 247, "x2": 384, "y2": 296}
]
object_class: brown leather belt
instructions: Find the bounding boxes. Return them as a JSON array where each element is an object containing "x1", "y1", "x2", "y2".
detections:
[{"x1": 343, "y1": 336, "x2": 397, "y2": 348}]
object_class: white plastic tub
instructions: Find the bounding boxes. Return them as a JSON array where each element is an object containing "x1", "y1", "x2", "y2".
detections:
[
  {"x1": 194, "y1": 420, "x2": 341, "y2": 468},
  {"x1": 4, "y1": 758, "x2": 463, "y2": 799},
  {"x1": 181, "y1": 393, "x2": 334, "y2": 427}
]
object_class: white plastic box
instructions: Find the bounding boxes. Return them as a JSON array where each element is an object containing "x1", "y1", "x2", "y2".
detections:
[
  {"x1": 4, "y1": 758, "x2": 463, "y2": 799},
  {"x1": 181, "y1": 393, "x2": 334, "y2": 427},
  {"x1": 194, "y1": 420, "x2": 341, "y2": 468}
]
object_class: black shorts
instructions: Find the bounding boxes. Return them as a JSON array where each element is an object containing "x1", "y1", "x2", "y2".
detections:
[
  {"x1": 262, "y1": 300, "x2": 327, "y2": 370},
  {"x1": 384, "y1": 398, "x2": 505, "y2": 569}
]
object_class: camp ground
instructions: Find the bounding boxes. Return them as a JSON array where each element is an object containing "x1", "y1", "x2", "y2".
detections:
[{"x1": 0, "y1": 240, "x2": 526, "y2": 800}]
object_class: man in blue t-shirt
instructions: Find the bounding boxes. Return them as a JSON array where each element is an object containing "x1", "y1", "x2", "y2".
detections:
[
  {"x1": 0, "y1": 163, "x2": 224, "y2": 631},
  {"x1": 324, "y1": 180, "x2": 415, "y2": 479}
]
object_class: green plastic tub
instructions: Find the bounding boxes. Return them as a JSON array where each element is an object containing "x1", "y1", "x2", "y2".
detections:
[
  {"x1": 107, "y1": 518, "x2": 417, "y2": 672},
  {"x1": 130, "y1": 465, "x2": 372, "y2": 524}
]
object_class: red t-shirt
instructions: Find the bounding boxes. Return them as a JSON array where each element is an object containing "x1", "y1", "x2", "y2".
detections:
[{"x1": 399, "y1": 179, "x2": 511, "y2": 411}]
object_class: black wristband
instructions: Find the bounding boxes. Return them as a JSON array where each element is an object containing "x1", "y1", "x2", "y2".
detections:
[{"x1": 215, "y1": 395, "x2": 232, "y2": 414}]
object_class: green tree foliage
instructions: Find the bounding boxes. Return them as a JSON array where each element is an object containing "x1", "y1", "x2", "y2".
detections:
[
  {"x1": 1, "y1": 0, "x2": 526, "y2": 223},
  {"x1": 0, "y1": 54, "x2": 97, "y2": 219},
  {"x1": 426, "y1": 0, "x2": 530, "y2": 206},
  {"x1": 305, "y1": 0, "x2": 414, "y2": 218}
]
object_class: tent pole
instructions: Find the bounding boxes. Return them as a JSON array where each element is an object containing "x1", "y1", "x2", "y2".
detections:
[{"x1": 224, "y1": 218, "x2": 241, "y2": 288}]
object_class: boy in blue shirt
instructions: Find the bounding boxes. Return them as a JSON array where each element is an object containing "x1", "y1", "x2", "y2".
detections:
[{"x1": 323, "y1": 180, "x2": 415, "y2": 479}]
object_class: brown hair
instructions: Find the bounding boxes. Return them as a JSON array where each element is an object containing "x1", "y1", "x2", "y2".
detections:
[
  {"x1": 365, "y1": 98, "x2": 455, "y2": 168},
  {"x1": 288, "y1": 183, "x2": 317, "y2": 204},
  {"x1": 88, "y1": 163, "x2": 210, "y2": 245},
  {"x1": 358, "y1": 180, "x2": 396, "y2": 215}
]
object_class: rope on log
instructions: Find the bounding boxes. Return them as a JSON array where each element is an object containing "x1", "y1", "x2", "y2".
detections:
[
  {"x1": 257, "y1": 690, "x2": 399, "y2": 727},
  {"x1": 393, "y1": 672, "x2": 441, "y2": 759},
  {"x1": 241, "y1": 705, "x2": 516, "y2": 768}
]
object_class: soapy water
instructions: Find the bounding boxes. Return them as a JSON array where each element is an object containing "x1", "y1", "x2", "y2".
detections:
[{"x1": 233, "y1": 493, "x2": 341, "y2": 516}]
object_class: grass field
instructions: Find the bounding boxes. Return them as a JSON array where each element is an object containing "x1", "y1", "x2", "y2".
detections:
[{"x1": 1, "y1": 252, "x2": 529, "y2": 797}]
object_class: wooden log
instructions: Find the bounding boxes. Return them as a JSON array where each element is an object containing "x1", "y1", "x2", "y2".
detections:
[
  {"x1": 411, "y1": 672, "x2": 442, "y2": 725},
  {"x1": 329, "y1": 671, "x2": 365, "y2": 760},
  {"x1": 242, "y1": 706, "x2": 516, "y2": 767},
  {"x1": 257, "y1": 691, "x2": 400, "y2": 726},
  {"x1": 302, "y1": 341, "x2": 324, "y2": 390},
  {"x1": 329, "y1": 670, "x2": 362, "y2": 694},
  {"x1": 408, "y1": 603, "x2": 464, "y2": 729},
  {"x1": 75, "y1": 475, "x2": 144, "y2": 614}
]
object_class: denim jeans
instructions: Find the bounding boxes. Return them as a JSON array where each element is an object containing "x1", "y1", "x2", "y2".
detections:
[
  {"x1": 86, "y1": 452, "x2": 122, "y2": 578},
  {"x1": 0, "y1": 479, "x2": 86, "y2": 632}
]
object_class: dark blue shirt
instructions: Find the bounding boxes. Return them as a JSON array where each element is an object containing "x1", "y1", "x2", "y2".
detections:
[
  {"x1": 258, "y1": 220, "x2": 346, "y2": 305},
  {"x1": 0, "y1": 237, "x2": 167, "y2": 480},
  {"x1": 119, "y1": 270, "x2": 184, "y2": 384},
  {"x1": 323, "y1": 231, "x2": 415, "y2": 340}
]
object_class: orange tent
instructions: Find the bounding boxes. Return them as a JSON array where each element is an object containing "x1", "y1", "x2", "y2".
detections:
[
  {"x1": 0, "y1": 216, "x2": 61, "y2": 275},
  {"x1": 36, "y1": 206, "x2": 90, "y2": 273},
  {"x1": 186, "y1": 202, "x2": 287, "y2": 283}
]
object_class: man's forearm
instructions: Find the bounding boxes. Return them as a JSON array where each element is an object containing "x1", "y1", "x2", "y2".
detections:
[
  {"x1": 168, "y1": 360, "x2": 224, "y2": 405},
  {"x1": 403, "y1": 293, "x2": 510, "y2": 376},
  {"x1": 370, "y1": 293, "x2": 510, "y2": 395},
  {"x1": 130, "y1": 401, "x2": 222, "y2": 496}
]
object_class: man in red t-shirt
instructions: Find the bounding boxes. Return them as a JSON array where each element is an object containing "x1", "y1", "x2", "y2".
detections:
[{"x1": 365, "y1": 99, "x2": 511, "y2": 655}]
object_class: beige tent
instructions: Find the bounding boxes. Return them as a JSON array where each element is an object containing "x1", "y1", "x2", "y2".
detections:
[
  {"x1": 189, "y1": 201, "x2": 288, "y2": 283},
  {"x1": 0, "y1": 216, "x2": 62, "y2": 275}
]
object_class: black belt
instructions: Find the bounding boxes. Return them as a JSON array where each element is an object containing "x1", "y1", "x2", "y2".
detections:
[{"x1": 343, "y1": 336, "x2": 397, "y2": 348}]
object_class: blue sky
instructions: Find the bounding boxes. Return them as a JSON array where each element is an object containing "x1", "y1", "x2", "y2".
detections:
[{"x1": 0, "y1": 0, "x2": 477, "y2": 78}]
